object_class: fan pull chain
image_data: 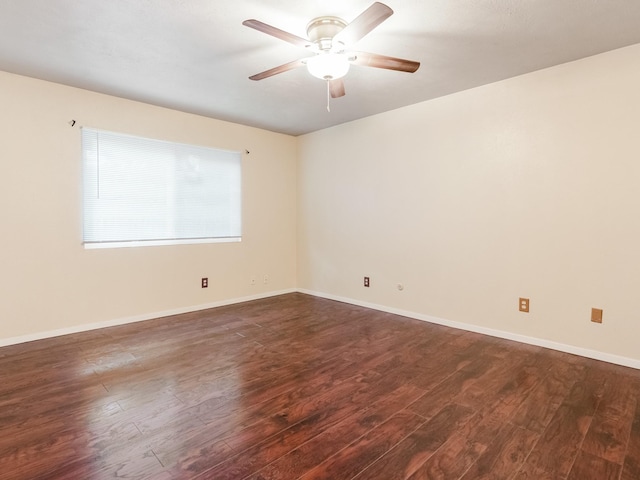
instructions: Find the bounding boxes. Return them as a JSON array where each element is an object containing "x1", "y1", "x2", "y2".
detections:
[{"x1": 326, "y1": 80, "x2": 331, "y2": 112}]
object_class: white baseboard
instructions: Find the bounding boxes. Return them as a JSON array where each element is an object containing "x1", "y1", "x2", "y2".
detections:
[
  {"x1": 297, "y1": 289, "x2": 640, "y2": 371},
  {"x1": 5, "y1": 287, "x2": 639, "y2": 371},
  {"x1": 0, "y1": 289, "x2": 296, "y2": 348}
]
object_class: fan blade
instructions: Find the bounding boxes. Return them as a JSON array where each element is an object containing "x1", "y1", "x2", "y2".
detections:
[
  {"x1": 329, "y1": 79, "x2": 346, "y2": 98},
  {"x1": 249, "y1": 58, "x2": 307, "y2": 81},
  {"x1": 351, "y1": 51, "x2": 420, "y2": 73},
  {"x1": 242, "y1": 19, "x2": 310, "y2": 48},
  {"x1": 333, "y1": 2, "x2": 393, "y2": 46}
]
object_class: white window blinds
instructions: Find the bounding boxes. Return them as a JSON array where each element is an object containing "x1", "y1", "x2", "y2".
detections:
[{"x1": 82, "y1": 128, "x2": 241, "y2": 248}]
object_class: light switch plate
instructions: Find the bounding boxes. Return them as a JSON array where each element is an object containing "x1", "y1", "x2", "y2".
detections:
[{"x1": 591, "y1": 308, "x2": 603, "y2": 323}]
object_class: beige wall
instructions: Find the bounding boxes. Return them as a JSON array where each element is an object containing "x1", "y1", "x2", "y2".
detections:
[
  {"x1": 3, "y1": 43, "x2": 640, "y2": 364},
  {"x1": 0, "y1": 71, "x2": 297, "y2": 342},
  {"x1": 297, "y1": 44, "x2": 640, "y2": 363}
]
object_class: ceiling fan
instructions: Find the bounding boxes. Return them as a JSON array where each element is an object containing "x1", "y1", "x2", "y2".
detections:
[{"x1": 243, "y1": 2, "x2": 420, "y2": 106}]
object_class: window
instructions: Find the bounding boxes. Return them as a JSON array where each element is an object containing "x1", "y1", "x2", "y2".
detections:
[{"x1": 82, "y1": 128, "x2": 241, "y2": 249}]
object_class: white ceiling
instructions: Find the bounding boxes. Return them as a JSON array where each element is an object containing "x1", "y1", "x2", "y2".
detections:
[{"x1": 1, "y1": 0, "x2": 639, "y2": 136}]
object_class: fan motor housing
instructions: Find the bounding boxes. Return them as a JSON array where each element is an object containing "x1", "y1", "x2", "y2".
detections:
[{"x1": 307, "y1": 17, "x2": 346, "y2": 51}]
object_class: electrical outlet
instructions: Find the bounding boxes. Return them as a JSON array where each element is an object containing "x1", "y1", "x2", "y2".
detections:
[
  {"x1": 591, "y1": 308, "x2": 603, "y2": 324},
  {"x1": 201, "y1": 277, "x2": 208, "y2": 288},
  {"x1": 364, "y1": 276, "x2": 370, "y2": 287},
  {"x1": 519, "y1": 297, "x2": 529, "y2": 312},
  {"x1": 263, "y1": 275, "x2": 269, "y2": 284}
]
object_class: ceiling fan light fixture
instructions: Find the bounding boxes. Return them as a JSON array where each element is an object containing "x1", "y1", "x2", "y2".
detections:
[{"x1": 306, "y1": 53, "x2": 350, "y2": 80}]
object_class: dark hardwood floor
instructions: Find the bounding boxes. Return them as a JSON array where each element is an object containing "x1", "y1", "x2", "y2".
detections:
[{"x1": 1, "y1": 293, "x2": 639, "y2": 479}]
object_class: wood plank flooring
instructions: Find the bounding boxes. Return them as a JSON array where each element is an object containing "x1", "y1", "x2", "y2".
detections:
[{"x1": 1, "y1": 293, "x2": 639, "y2": 479}]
